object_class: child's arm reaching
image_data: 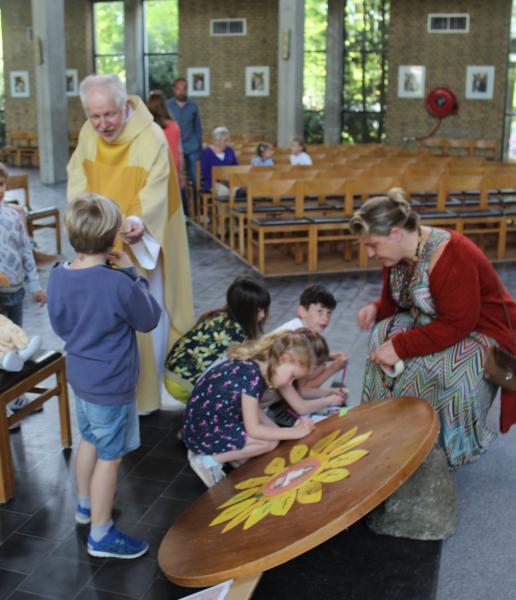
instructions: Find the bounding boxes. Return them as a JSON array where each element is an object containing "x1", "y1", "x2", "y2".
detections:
[
  {"x1": 279, "y1": 383, "x2": 345, "y2": 415},
  {"x1": 242, "y1": 393, "x2": 314, "y2": 440},
  {"x1": 303, "y1": 352, "x2": 347, "y2": 388}
]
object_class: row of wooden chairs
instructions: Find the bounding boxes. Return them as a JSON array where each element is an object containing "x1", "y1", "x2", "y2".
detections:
[
  {"x1": 0, "y1": 131, "x2": 80, "y2": 168},
  {"x1": 421, "y1": 138, "x2": 497, "y2": 159},
  {"x1": 195, "y1": 169, "x2": 516, "y2": 275}
]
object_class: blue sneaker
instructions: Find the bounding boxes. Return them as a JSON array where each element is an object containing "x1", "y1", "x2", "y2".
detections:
[
  {"x1": 87, "y1": 526, "x2": 149, "y2": 559},
  {"x1": 75, "y1": 504, "x2": 91, "y2": 525}
]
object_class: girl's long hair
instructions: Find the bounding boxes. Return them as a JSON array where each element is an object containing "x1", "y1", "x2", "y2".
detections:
[
  {"x1": 228, "y1": 330, "x2": 315, "y2": 386},
  {"x1": 198, "y1": 276, "x2": 271, "y2": 339},
  {"x1": 146, "y1": 89, "x2": 174, "y2": 129}
]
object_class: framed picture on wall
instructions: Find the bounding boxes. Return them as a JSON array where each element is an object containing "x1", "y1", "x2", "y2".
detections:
[
  {"x1": 397, "y1": 65, "x2": 425, "y2": 98},
  {"x1": 66, "y1": 69, "x2": 79, "y2": 97},
  {"x1": 245, "y1": 66, "x2": 270, "y2": 97},
  {"x1": 187, "y1": 67, "x2": 210, "y2": 97},
  {"x1": 10, "y1": 70, "x2": 30, "y2": 98},
  {"x1": 465, "y1": 66, "x2": 494, "y2": 100}
]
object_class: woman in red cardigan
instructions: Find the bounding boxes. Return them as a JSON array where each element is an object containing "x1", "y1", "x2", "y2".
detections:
[{"x1": 350, "y1": 188, "x2": 516, "y2": 468}]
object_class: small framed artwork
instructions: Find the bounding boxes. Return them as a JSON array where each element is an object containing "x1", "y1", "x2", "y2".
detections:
[
  {"x1": 397, "y1": 65, "x2": 425, "y2": 98},
  {"x1": 187, "y1": 67, "x2": 210, "y2": 97},
  {"x1": 465, "y1": 66, "x2": 495, "y2": 100},
  {"x1": 245, "y1": 66, "x2": 270, "y2": 97},
  {"x1": 10, "y1": 70, "x2": 30, "y2": 98},
  {"x1": 66, "y1": 69, "x2": 79, "y2": 97}
]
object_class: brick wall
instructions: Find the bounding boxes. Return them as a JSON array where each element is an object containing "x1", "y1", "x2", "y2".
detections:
[
  {"x1": 178, "y1": 0, "x2": 278, "y2": 141},
  {"x1": 385, "y1": 0, "x2": 511, "y2": 156},
  {"x1": 0, "y1": 0, "x2": 93, "y2": 136}
]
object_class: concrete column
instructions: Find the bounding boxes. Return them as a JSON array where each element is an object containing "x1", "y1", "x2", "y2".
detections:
[
  {"x1": 31, "y1": 0, "x2": 69, "y2": 184},
  {"x1": 277, "y1": 0, "x2": 305, "y2": 147},
  {"x1": 124, "y1": 0, "x2": 144, "y2": 97},
  {"x1": 323, "y1": 0, "x2": 344, "y2": 144}
]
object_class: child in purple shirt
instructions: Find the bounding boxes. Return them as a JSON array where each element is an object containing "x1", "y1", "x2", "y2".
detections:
[{"x1": 47, "y1": 193, "x2": 161, "y2": 560}]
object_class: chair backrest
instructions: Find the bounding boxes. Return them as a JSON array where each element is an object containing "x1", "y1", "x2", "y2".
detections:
[
  {"x1": 400, "y1": 175, "x2": 442, "y2": 202},
  {"x1": 6, "y1": 173, "x2": 30, "y2": 209},
  {"x1": 211, "y1": 165, "x2": 252, "y2": 194},
  {"x1": 246, "y1": 179, "x2": 298, "y2": 218},
  {"x1": 439, "y1": 174, "x2": 487, "y2": 209},
  {"x1": 299, "y1": 178, "x2": 347, "y2": 211},
  {"x1": 345, "y1": 176, "x2": 398, "y2": 214}
]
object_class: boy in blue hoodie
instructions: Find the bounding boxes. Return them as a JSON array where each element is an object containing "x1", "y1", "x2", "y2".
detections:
[{"x1": 47, "y1": 193, "x2": 161, "y2": 559}]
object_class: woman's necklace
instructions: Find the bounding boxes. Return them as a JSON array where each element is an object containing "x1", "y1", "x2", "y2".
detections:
[{"x1": 398, "y1": 227, "x2": 424, "y2": 307}]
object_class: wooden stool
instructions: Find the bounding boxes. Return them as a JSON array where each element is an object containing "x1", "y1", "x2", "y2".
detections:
[{"x1": 0, "y1": 350, "x2": 72, "y2": 503}]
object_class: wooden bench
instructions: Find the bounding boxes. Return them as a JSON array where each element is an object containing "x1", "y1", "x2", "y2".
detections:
[{"x1": 0, "y1": 351, "x2": 72, "y2": 503}]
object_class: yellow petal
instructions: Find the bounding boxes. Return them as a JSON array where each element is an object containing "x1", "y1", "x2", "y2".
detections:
[
  {"x1": 243, "y1": 502, "x2": 272, "y2": 530},
  {"x1": 324, "y1": 426, "x2": 358, "y2": 454},
  {"x1": 221, "y1": 503, "x2": 258, "y2": 533},
  {"x1": 210, "y1": 498, "x2": 259, "y2": 526},
  {"x1": 290, "y1": 444, "x2": 309, "y2": 464},
  {"x1": 297, "y1": 480, "x2": 322, "y2": 504},
  {"x1": 329, "y1": 431, "x2": 372, "y2": 457},
  {"x1": 269, "y1": 489, "x2": 297, "y2": 516},
  {"x1": 234, "y1": 476, "x2": 271, "y2": 490},
  {"x1": 264, "y1": 457, "x2": 286, "y2": 475},
  {"x1": 218, "y1": 487, "x2": 262, "y2": 509},
  {"x1": 313, "y1": 468, "x2": 350, "y2": 483},
  {"x1": 326, "y1": 449, "x2": 369, "y2": 468},
  {"x1": 310, "y1": 429, "x2": 342, "y2": 455}
]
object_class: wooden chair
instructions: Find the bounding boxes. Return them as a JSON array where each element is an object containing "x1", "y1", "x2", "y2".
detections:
[
  {"x1": 421, "y1": 138, "x2": 448, "y2": 155},
  {"x1": 4, "y1": 132, "x2": 39, "y2": 167},
  {"x1": 447, "y1": 139, "x2": 474, "y2": 158},
  {"x1": 6, "y1": 174, "x2": 61, "y2": 254},
  {"x1": 0, "y1": 351, "x2": 72, "y2": 503},
  {"x1": 473, "y1": 139, "x2": 497, "y2": 160},
  {"x1": 299, "y1": 178, "x2": 361, "y2": 271},
  {"x1": 246, "y1": 180, "x2": 313, "y2": 274}
]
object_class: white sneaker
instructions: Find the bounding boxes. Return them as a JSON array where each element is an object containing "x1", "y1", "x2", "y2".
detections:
[
  {"x1": 9, "y1": 395, "x2": 43, "y2": 414},
  {"x1": 188, "y1": 450, "x2": 226, "y2": 487},
  {"x1": 6, "y1": 407, "x2": 21, "y2": 432}
]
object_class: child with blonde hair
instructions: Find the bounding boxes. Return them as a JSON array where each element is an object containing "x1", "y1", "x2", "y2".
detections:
[{"x1": 183, "y1": 330, "x2": 316, "y2": 487}]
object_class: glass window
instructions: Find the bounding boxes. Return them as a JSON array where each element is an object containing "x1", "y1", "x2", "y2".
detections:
[
  {"x1": 503, "y1": 1, "x2": 516, "y2": 161},
  {"x1": 0, "y1": 10, "x2": 4, "y2": 145},
  {"x1": 303, "y1": 0, "x2": 328, "y2": 143},
  {"x1": 144, "y1": 0, "x2": 179, "y2": 96},
  {"x1": 93, "y1": 1, "x2": 126, "y2": 81}
]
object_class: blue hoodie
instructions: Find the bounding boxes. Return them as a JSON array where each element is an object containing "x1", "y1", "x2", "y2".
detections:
[{"x1": 47, "y1": 263, "x2": 161, "y2": 405}]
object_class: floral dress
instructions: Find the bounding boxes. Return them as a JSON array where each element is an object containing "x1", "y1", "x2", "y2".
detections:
[
  {"x1": 165, "y1": 313, "x2": 246, "y2": 386},
  {"x1": 182, "y1": 359, "x2": 267, "y2": 455},
  {"x1": 362, "y1": 227, "x2": 498, "y2": 468}
]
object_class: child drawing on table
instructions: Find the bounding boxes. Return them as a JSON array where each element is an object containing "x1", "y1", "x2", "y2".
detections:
[{"x1": 182, "y1": 330, "x2": 317, "y2": 487}]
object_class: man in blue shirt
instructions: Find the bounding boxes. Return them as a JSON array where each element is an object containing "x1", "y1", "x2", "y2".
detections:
[{"x1": 166, "y1": 78, "x2": 203, "y2": 215}]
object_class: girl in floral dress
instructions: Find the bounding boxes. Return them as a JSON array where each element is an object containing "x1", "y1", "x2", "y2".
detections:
[
  {"x1": 183, "y1": 331, "x2": 316, "y2": 486},
  {"x1": 164, "y1": 276, "x2": 270, "y2": 403}
]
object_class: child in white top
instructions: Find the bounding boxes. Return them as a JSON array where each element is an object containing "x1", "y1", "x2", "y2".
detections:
[{"x1": 289, "y1": 137, "x2": 312, "y2": 166}]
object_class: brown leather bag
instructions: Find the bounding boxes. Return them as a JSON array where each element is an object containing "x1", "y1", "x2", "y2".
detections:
[{"x1": 483, "y1": 277, "x2": 516, "y2": 392}]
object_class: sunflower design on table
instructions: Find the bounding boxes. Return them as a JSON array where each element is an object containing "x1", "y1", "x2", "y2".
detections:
[{"x1": 209, "y1": 426, "x2": 372, "y2": 533}]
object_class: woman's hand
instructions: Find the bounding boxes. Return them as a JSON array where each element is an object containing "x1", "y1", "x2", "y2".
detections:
[
  {"x1": 369, "y1": 339, "x2": 400, "y2": 368},
  {"x1": 357, "y1": 303, "x2": 378, "y2": 330}
]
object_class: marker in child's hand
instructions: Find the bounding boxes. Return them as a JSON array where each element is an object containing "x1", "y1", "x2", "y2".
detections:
[
  {"x1": 340, "y1": 359, "x2": 349, "y2": 388},
  {"x1": 339, "y1": 407, "x2": 349, "y2": 417}
]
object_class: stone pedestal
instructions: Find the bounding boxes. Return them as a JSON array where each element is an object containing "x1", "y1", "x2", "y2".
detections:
[{"x1": 366, "y1": 446, "x2": 456, "y2": 540}]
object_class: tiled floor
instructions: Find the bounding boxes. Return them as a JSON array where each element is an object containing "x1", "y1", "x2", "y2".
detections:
[{"x1": 1, "y1": 171, "x2": 515, "y2": 599}]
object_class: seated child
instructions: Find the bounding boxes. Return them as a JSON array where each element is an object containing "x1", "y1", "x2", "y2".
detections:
[
  {"x1": 274, "y1": 284, "x2": 347, "y2": 386},
  {"x1": 289, "y1": 137, "x2": 312, "y2": 166},
  {"x1": 251, "y1": 143, "x2": 274, "y2": 166},
  {"x1": 47, "y1": 193, "x2": 161, "y2": 560},
  {"x1": 183, "y1": 330, "x2": 316, "y2": 487},
  {"x1": 165, "y1": 276, "x2": 270, "y2": 403}
]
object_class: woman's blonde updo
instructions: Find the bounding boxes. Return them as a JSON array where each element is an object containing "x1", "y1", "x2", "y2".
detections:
[{"x1": 349, "y1": 187, "x2": 420, "y2": 237}]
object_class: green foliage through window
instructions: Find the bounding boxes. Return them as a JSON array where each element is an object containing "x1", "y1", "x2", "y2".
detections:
[
  {"x1": 303, "y1": 0, "x2": 389, "y2": 144},
  {"x1": 144, "y1": 0, "x2": 179, "y2": 97},
  {"x1": 93, "y1": 1, "x2": 126, "y2": 81}
]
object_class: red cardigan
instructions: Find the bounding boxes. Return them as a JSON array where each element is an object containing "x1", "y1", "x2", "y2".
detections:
[{"x1": 374, "y1": 230, "x2": 516, "y2": 433}]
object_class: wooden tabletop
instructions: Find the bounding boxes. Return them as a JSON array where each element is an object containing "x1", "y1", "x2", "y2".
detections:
[{"x1": 158, "y1": 396, "x2": 438, "y2": 587}]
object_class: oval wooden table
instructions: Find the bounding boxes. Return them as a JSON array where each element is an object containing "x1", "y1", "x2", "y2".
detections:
[{"x1": 158, "y1": 396, "x2": 438, "y2": 593}]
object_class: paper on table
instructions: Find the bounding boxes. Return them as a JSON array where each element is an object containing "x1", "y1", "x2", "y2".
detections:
[{"x1": 179, "y1": 579, "x2": 234, "y2": 600}]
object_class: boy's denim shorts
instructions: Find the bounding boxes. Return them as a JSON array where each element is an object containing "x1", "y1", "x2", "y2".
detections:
[{"x1": 75, "y1": 396, "x2": 140, "y2": 461}]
